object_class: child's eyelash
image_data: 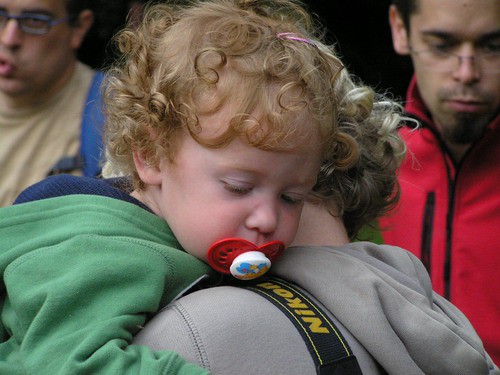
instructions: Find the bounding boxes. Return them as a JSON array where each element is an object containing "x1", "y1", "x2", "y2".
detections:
[
  {"x1": 223, "y1": 182, "x2": 251, "y2": 195},
  {"x1": 223, "y1": 182, "x2": 304, "y2": 204},
  {"x1": 281, "y1": 194, "x2": 303, "y2": 205}
]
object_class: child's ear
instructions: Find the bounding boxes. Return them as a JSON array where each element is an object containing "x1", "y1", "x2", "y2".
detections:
[{"x1": 133, "y1": 150, "x2": 162, "y2": 186}]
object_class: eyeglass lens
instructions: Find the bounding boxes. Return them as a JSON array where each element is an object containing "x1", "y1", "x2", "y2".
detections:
[
  {"x1": 413, "y1": 50, "x2": 500, "y2": 73},
  {"x1": 0, "y1": 11, "x2": 68, "y2": 35}
]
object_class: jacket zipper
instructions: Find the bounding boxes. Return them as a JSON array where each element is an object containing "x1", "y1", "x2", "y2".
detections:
[
  {"x1": 421, "y1": 192, "x2": 435, "y2": 274},
  {"x1": 444, "y1": 182, "x2": 454, "y2": 299}
]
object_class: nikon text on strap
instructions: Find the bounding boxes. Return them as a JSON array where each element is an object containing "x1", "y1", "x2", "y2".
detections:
[{"x1": 244, "y1": 277, "x2": 362, "y2": 375}]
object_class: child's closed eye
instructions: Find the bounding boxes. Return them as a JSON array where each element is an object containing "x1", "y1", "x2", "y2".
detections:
[
  {"x1": 280, "y1": 193, "x2": 304, "y2": 205},
  {"x1": 223, "y1": 181, "x2": 252, "y2": 195}
]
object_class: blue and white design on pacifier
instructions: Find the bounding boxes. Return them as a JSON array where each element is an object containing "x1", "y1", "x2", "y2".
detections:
[
  {"x1": 230, "y1": 251, "x2": 271, "y2": 279},
  {"x1": 207, "y1": 238, "x2": 285, "y2": 280}
]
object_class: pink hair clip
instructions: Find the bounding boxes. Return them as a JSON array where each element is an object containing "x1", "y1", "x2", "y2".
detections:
[{"x1": 277, "y1": 32, "x2": 316, "y2": 47}]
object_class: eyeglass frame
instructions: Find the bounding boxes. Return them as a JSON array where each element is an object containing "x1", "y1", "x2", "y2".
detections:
[
  {"x1": 408, "y1": 46, "x2": 500, "y2": 73},
  {"x1": 0, "y1": 10, "x2": 76, "y2": 35}
]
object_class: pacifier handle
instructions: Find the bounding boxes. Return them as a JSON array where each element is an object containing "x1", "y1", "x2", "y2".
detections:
[{"x1": 207, "y1": 238, "x2": 285, "y2": 280}]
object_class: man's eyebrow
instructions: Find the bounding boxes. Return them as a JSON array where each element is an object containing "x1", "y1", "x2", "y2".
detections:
[
  {"x1": 420, "y1": 29, "x2": 500, "y2": 42},
  {"x1": 19, "y1": 9, "x2": 56, "y2": 17},
  {"x1": 0, "y1": 7, "x2": 54, "y2": 17}
]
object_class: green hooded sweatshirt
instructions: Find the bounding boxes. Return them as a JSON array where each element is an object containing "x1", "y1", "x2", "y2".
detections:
[{"x1": 0, "y1": 194, "x2": 213, "y2": 374}]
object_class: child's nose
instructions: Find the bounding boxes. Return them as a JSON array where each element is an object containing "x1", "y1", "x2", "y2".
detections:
[{"x1": 244, "y1": 202, "x2": 279, "y2": 235}]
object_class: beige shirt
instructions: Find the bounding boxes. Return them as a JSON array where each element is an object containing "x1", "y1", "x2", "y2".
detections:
[{"x1": 0, "y1": 62, "x2": 95, "y2": 207}]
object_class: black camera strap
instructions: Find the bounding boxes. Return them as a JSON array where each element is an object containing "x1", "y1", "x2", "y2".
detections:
[{"x1": 244, "y1": 277, "x2": 363, "y2": 375}]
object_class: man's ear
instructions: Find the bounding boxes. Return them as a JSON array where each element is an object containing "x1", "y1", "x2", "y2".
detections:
[
  {"x1": 70, "y1": 10, "x2": 94, "y2": 50},
  {"x1": 133, "y1": 150, "x2": 163, "y2": 186},
  {"x1": 389, "y1": 5, "x2": 411, "y2": 55}
]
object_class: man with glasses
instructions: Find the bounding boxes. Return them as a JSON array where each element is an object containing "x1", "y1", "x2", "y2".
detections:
[
  {"x1": 381, "y1": 0, "x2": 500, "y2": 365},
  {"x1": 0, "y1": 0, "x2": 103, "y2": 207}
]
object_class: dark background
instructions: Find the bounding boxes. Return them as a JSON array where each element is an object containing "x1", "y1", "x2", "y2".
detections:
[
  {"x1": 78, "y1": 0, "x2": 413, "y2": 100},
  {"x1": 305, "y1": 1, "x2": 413, "y2": 100}
]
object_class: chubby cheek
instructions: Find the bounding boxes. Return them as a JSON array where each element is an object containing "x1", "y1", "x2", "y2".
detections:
[
  {"x1": 175, "y1": 204, "x2": 245, "y2": 261},
  {"x1": 275, "y1": 209, "x2": 302, "y2": 247}
]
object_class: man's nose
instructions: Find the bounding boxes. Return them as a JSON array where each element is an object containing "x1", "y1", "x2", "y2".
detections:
[
  {"x1": 0, "y1": 19, "x2": 23, "y2": 47},
  {"x1": 452, "y1": 52, "x2": 481, "y2": 84}
]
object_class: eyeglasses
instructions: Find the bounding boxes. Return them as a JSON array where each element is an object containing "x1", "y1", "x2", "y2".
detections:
[
  {"x1": 0, "y1": 11, "x2": 74, "y2": 35},
  {"x1": 409, "y1": 47, "x2": 500, "y2": 73}
]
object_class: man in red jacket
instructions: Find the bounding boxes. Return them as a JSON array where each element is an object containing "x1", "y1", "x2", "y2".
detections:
[{"x1": 382, "y1": 0, "x2": 499, "y2": 365}]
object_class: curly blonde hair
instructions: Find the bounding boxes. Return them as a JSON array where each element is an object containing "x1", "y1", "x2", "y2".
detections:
[
  {"x1": 313, "y1": 82, "x2": 407, "y2": 239},
  {"x1": 103, "y1": 0, "x2": 406, "y2": 239}
]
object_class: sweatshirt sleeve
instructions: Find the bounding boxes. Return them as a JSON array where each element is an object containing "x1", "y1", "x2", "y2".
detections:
[{"x1": 2, "y1": 234, "x2": 210, "y2": 375}]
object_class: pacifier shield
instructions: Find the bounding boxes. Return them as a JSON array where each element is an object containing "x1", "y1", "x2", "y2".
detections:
[
  {"x1": 207, "y1": 238, "x2": 285, "y2": 279},
  {"x1": 230, "y1": 251, "x2": 271, "y2": 280}
]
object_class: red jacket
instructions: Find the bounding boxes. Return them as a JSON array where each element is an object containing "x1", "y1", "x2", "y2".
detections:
[{"x1": 380, "y1": 76, "x2": 500, "y2": 365}]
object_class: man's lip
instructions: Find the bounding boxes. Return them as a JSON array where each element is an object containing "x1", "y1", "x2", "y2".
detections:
[
  {"x1": 0, "y1": 57, "x2": 15, "y2": 76},
  {"x1": 445, "y1": 99, "x2": 486, "y2": 112}
]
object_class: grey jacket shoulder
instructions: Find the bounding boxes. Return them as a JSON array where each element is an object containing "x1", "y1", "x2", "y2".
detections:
[
  {"x1": 135, "y1": 285, "x2": 384, "y2": 374},
  {"x1": 272, "y1": 243, "x2": 498, "y2": 375},
  {"x1": 134, "y1": 242, "x2": 499, "y2": 375}
]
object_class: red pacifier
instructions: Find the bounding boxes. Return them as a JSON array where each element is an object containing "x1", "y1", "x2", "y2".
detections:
[{"x1": 207, "y1": 238, "x2": 285, "y2": 280}]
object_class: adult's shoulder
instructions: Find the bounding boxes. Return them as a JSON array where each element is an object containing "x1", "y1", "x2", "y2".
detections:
[
  {"x1": 269, "y1": 243, "x2": 494, "y2": 374},
  {"x1": 134, "y1": 283, "x2": 383, "y2": 375},
  {"x1": 273, "y1": 242, "x2": 432, "y2": 298}
]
